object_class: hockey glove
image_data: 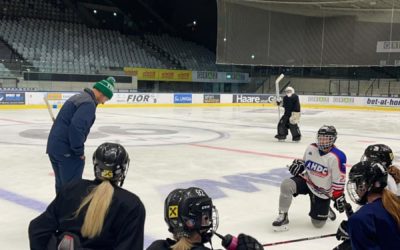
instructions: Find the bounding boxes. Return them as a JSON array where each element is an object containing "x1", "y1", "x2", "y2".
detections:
[
  {"x1": 288, "y1": 159, "x2": 305, "y2": 176},
  {"x1": 237, "y1": 234, "x2": 263, "y2": 250},
  {"x1": 335, "y1": 220, "x2": 349, "y2": 241},
  {"x1": 276, "y1": 100, "x2": 282, "y2": 106},
  {"x1": 334, "y1": 195, "x2": 346, "y2": 213}
]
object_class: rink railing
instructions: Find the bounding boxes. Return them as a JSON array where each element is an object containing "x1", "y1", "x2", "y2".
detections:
[{"x1": 0, "y1": 92, "x2": 399, "y2": 111}]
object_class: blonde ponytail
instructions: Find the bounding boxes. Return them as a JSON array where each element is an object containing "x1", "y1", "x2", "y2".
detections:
[
  {"x1": 171, "y1": 237, "x2": 193, "y2": 250},
  {"x1": 75, "y1": 181, "x2": 114, "y2": 238},
  {"x1": 382, "y1": 189, "x2": 400, "y2": 227}
]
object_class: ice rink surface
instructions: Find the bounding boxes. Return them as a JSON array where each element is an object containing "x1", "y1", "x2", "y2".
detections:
[{"x1": 0, "y1": 106, "x2": 399, "y2": 249}]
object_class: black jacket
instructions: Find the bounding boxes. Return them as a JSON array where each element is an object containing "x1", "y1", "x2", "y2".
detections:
[
  {"x1": 283, "y1": 94, "x2": 300, "y2": 116},
  {"x1": 29, "y1": 179, "x2": 146, "y2": 250},
  {"x1": 147, "y1": 239, "x2": 210, "y2": 250}
]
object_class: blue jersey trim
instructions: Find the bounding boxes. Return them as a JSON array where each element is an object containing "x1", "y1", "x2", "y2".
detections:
[{"x1": 330, "y1": 147, "x2": 347, "y2": 174}]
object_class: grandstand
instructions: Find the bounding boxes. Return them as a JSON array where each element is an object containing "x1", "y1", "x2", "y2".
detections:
[{"x1": 0, "y1": 0, "x2": 221, "y2": 76}]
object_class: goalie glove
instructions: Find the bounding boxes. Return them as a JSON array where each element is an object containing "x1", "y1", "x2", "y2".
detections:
[
  {"x1": 335, "y1": 220, "x2": 350, "y2": 241},
  {"x1": 237, "y1": 234, "x2": 263, "y2": 250},
  {"x1": 288, "y1": 159, "x2": 305, "y2": 176}
]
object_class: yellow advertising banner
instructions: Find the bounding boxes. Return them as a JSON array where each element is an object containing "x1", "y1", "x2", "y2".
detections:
[
  {"x1": 124, "y1": 67, "x2": 192, "y2": 82},
  {"x1": 47, "y1": 93, "x2": 62, "y2": 100}
]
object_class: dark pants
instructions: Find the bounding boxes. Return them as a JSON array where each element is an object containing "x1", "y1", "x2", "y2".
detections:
[
  {"x1": 49, "y1": 153, "x2": 84, "y2": 193},
  {"x1": 292, "y1": 176, "x2": 330, "y2": 221},
  {"x1": 277, "y1": 115, "x2": 301, "y2": 140}
]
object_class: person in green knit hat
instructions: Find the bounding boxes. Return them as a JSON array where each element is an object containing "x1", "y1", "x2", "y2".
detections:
[
  {"x1": 46, "y1": 76, "x2": 116, "y2": 193},
  {"x1": 93, "y1": 76, "x2": 115, "y2": 103}
]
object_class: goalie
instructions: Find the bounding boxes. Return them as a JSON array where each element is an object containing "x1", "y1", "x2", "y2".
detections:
[{"x1": 275, "y1": 86, "x2": 301, "y2": 142}]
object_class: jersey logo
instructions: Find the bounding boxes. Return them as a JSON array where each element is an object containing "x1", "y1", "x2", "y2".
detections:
[
  {"x1": 305, "y1": 161, "x2": 328, "y2": 177},
  {"x1": 168, "y1": 205, "x2": 178, "y2": 218}
]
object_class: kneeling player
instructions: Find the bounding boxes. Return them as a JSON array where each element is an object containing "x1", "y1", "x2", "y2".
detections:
[{"x1": 272, "y1": 125, "x2": 347, "y2": 231}]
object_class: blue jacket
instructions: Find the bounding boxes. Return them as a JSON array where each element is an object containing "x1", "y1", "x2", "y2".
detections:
[
  {"x1": 46, "y1": 89, "x2": 97, "y2": 157},
  {"x1": 348, "y1": 198, "x2": 400, "y2": 250}
]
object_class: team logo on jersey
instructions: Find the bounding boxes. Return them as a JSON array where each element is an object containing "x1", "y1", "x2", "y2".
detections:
[{"x1": 305, "y1": 161, "x2": 328, "y2": 177}]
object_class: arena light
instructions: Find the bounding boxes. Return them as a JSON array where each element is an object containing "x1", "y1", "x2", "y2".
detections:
[
  {"x1": 193, "y1": 20, "x2": 197, "y2": 26},
  {"x1": 93, "y1": 9, "x2": 97, "y2": 14},
  {"x1": 113, "y1": 12, "x2": 117, "y2": 16},
  {"x1": 251, "y1": 54, "x2": 255, "y2": 59},
  {"x1": 223, "y1": 37, "x2": 227, "y2": 42}
]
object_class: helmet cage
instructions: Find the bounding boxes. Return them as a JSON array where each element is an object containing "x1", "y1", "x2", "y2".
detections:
[
  {"x1": 317, "y1": 134, "x2": 336, "y2": 151},
  {"x1": 346, "y1": 176, "x2": 368, "y2": 205}
]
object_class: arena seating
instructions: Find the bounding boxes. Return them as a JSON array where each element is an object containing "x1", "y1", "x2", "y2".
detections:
[
  {"x1": 0, "y1": 63, "x2": 14, "y2": 77},
  {"x1": 145, "y1": 34, "x2": 217, "y2": 71},
  {"x1": 0, "y1": 18, "x2": 167, "y2": 74},
  {"x1": 0, "y1": 0, "x2": 79, "y2": 23}
]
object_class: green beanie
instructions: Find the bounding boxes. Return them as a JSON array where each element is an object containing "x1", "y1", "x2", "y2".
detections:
[{"x1": 93, "y1": 77, "x2": 115, "y2": 99}]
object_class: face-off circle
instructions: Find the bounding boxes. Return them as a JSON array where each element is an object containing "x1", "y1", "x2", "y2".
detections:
[{"x1": 11, "y1": 123, "x2": 227, "y2": 147}]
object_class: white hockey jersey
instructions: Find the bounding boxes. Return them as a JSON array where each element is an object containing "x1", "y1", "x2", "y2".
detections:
[{"x1": 302, "y1": 143, "x2": 347, "y2": 199}]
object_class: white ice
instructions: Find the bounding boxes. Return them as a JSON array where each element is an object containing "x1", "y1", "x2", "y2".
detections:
[{"x1": 0, "y1": 106, "x2": 399, "y2": 250}]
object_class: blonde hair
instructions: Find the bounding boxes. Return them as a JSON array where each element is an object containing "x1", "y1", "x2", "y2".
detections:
[
  {"x1": 171, "y1": 237, "x2": 194, "y2": 250},
  {"x1": 75, "y1": 181, "x2": 114, "y2": 238},
  {"x1": 382, "y1": 189, "x2": 400, "y2": 227}
]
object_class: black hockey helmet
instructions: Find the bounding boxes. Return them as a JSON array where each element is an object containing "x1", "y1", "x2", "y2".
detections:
[
  {"x1": 93, "y1": 142, "x2": 130, "y2": 187},
  {"x1": 361, "y1": 144, "x2": 394, "y2": 169},
  {"x1": 164, "y1": 187, "x2": 218, "y2": 240},
  {"x1": 347, "y1": 161, "x2": 387, "y2": 205},
  {"x1": 316, "y1": 125, "x2": 337, "y2": 151}
]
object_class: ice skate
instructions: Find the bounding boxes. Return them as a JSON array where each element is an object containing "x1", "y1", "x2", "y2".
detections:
[
  {"x1": 275, "y1": 135, "x2": 286, "y2": 142},
  {"x1": 272, "y1": 212, "x2": 289, "y2": 232}
]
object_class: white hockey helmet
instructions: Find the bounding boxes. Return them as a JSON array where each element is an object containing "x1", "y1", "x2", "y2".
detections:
[{"x1": 285, "y1": 87, "x2": 295, "y2": 97}]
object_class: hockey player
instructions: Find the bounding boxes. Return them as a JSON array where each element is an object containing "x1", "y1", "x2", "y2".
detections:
[
  {"x1": 147, "y1": 187, "x2": 264, "y2": 250},
  {"x1": 29, "y1": 142, "x2": 146, "y2": 250},
  {"x1": 361, "y1": 144, "x2": 400, "y2": 196},
  {"x1": 272, "y1": 125, "x2": 347, "y2": 231},
  {"x1": 275, "y1": 86, "x2": 301, "y2": 142},
  {"x1": 334, "y1": 145, "x2": 400, "y2": 249},
  {"x1": 340, "y1": 161, "x2": 400, "y2": 249}
]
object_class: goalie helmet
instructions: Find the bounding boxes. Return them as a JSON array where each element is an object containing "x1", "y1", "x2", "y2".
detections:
[
  {"x1": 285, "y1": 86, "x2": 295, "y2": 97},
  {"x1": 361, "y1": 144, "x2": 394, "y2": 169},
  {"x1": 316, "y1": 125, "x2": 337, "y2": 152},
  {"x1": 346, "y1": 161, "x2": 387, "y2": 205},
  {"x1": 164, "y1": 187, "x2": 218, "y2": 240},
  {"x1": 93, "y1": 142, "x2": 130, "y2": 187}
]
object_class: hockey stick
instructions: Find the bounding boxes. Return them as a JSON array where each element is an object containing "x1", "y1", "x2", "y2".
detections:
[
  {"x1": 43, "y1": 96, "x2": 55, "y2": 122},
  {"x1": 275, "y1": 74, "x2": 284, "y2": 120},
  {"x1": 297, "y1": 172, "x2": 354, "y2": 216},
  {"x1": 263, "y1": 233, "x2": 336, "y2": 247}
]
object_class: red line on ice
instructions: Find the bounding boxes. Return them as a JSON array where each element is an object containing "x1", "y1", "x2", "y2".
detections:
[
  {"x1": 190, "y1": 144, "x2": 352, "y2": 168},
  {"x1": 190, "y1": 144, "x2": 297, "y2": 160},
  {"x1": 0, "y1": 118, "x2": 31, "y2": 124}
]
